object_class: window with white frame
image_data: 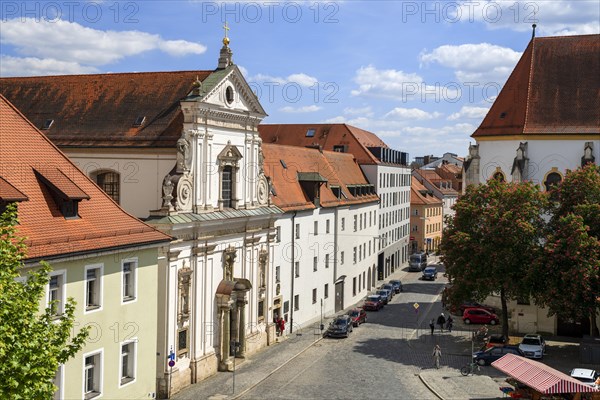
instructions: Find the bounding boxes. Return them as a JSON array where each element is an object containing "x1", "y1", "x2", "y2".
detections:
[
  {"x1": 312, "y1": 288, "x2": 317, "y2": 304},
  {"x1": 122, "y1": 260, "x2": 137, "y2": 302},
  {"x1": 85, "y1": 265, "x2": 102, "y2": 312},
  {"x1": 313, "y1": 256, "x2": 318, "y2": 271},
  {"x1": 294, "y1": 294, "x2": 299, "y2": 311},
  {"x1": 353, "y1": 215, "x2": 357, "y2": 231},
  {"x1": 324, "y1": 283, "x2": 329, "y2": 298},
  {"x1": 325, "y1": 254, "x2": 329, "y2": 268},
  {"x1": 83, "y1": 351, "x2": 102, "y2": 399},
  {"x1": 340, "y1": 251, "x2": 344, "y2": 265},
  {"x1": 295, "y1": 223, "x2": 300, "y2": 239},
  {"x1": 341, "y1": 218, "x2": 345, "y2": 231},
  {"x1": 295, "y1": 261, "x2": 299, "y2": 277},
  {"x1": 314, "y1": 221, "x2": 318, "y2": 236},
  {"x1": 120, "y1": 341, "x2": 136, "y2": 385},
  {"x1": 48, "y1": 271, "x2": 66, "y2": 317},
  {"x1": 326, "y1": 219, "x2": 330, "y2": 234},
  {"x1": 353, "y1": 247, "x2": 357, "y2": 264},
  {"x1": 275, "y1": 266, "x2": 280, "y2": 283}
]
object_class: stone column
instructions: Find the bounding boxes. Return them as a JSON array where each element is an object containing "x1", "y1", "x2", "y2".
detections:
[
  {"x1": 231, "y1": 301, "x2": 239, "y2": 354},
  {"x1": 238, "y1": 297, "x2": 247, "y2": 358},
  {"x1": 218, "y1": 305, "x2": 233, "y2": 371}
]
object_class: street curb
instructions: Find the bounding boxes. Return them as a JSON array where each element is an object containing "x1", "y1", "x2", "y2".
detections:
[
  {"x1": 418, "y1": 373, "x2": 445, "y2": 400},
  {"x1": 230, "y1": 336, "x2": 324, "y2": 400}
]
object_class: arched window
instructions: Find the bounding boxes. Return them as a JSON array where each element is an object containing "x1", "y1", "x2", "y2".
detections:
[
  {"x1": 544, "y1": 172, "x2": 562, "y2": 192},
  {"x1": 222, "y1": 166, "x2": 232, "y2": 208},
  {"x1": 94, "y1": 171, "x2": 120, "y2": 204}
]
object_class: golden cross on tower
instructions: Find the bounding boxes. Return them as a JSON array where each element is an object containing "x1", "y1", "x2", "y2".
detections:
[{"x1": 222, "y1": 21, "x2": 230, "y2": 46}]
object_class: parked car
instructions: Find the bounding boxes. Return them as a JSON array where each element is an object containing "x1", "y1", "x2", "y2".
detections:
[
  {"x1": 473, "y1": 346, "x2": 524, "y2": 366},
  {"x1": 459, "y1": 302, "x2": 496, "y2": 315},
  {"x1": 348, "y1": 308, "x2": 367, "y2": 326},
  {"x1": 463, "y1": 308, "x2": 499, "y2": 325},
  {"x1": 381, "y1": 284, "x2": 395, "y2": 297},
  {"x1": 569, "y1": 368, "x2": 599, "y2": 387},
  {"x1": 519, "y1": 334, "x2": 546, "y2": 359},
  {"x1": 421, "y1": 266, "x2": 438, "y2": 281},
  {"x1": 363, "y1": 295, "x2": 383, "y2": 311},
  {"x1": 376, "y1": 289, "x2": 392, "y2": 304},
  {"x1": 484, "y1": 334, "x2": 508, "y2": 349},
  {"x1": 409, "y1": 252, "x2": 428, "y2": 271},
  {"x1": 389, "y1": 280, "x2": 403, "y2": 293},
  {"x1": 324, "y1": 315, "x2": 353, "y2": 338}
]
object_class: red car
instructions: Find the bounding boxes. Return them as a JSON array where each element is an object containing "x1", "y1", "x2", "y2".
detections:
[
  {"x1": 363, "y1": 295, "x2": 383, "y2": 311},
  {"x1": 459, "y1": 302, "x2": 496, "y2": 315},
  {"x1": 463, "y1": 308, "x2": 499, "y2": 325},
  {"x1": 348, "y1": 308, "x2": 367, "y2": 326}
]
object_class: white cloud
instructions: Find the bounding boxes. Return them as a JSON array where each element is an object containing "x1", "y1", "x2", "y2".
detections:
[
  {"x1": 343, "y1": 106, "x2": 373, "y2": 116},
  {"x1": 0, "y1": 18, "x2": 206, "y2": 71},
  {"x1": 249, "y1": 72, "x2": 318, "y2": 87},
  {"x1": 420, "y1": 43, "x2": 521, "y2": 84},
  {"x1": 447, "y1": 106, "x2": 490, "y2": 121},
  {"x1": 279, "y1": 105, "x2": 322, "y2": 113},
  {"x1": 0, "y1": 55, "x2": 99, "y2": 76},
  {"x1": 237, "y1": 65, "x2": 249, "y2": 77},
  {"x1": 384, "y1": 107, "x2": 442, "y2": 120},
  {"x1": 350, "y1": 65, "x2": 456, "y2": 100},
  {"x1": 452, "y1": 1, "x2": 599, "y2": 36}
]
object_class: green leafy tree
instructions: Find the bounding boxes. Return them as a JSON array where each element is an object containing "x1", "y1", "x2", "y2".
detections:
[
  {"x1": 531, "y1": 164, "x2": 600, "y2": 336},
  {"x1": 0, "y1": 203, "x2": 89, "y2": 399},
  {"x1": 440, "y1": 179, "x2": 548, "y2": 338}
]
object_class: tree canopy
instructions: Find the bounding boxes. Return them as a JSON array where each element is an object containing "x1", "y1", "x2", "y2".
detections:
[
  {"x1": 440, "y1": 178, "x2": 548, "y2": 338},
  {"x1": 0, "y1": 203, "x2": 89, "y2": 399}
]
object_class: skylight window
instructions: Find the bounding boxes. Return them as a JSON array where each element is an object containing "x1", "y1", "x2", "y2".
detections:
[
  {"x1": 499, "y1": 112, "x2": 507, "y2": 119},
  {"x1": 41, "y1": 119, "x2": 54, "y2": 130},
  {"x1": 280, "y1": 160, "x2": 287, "y2": 169},
  {"x1": 133, "y1": 116, "x2": 146, "y2": 127},
  {"x1": 305, "y1": 128, "x2": 316, "y2": 137}
]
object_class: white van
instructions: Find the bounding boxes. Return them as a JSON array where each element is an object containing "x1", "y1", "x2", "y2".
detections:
[{"x1": 409, "y1": 253, "x2": 428, "y2": 271}]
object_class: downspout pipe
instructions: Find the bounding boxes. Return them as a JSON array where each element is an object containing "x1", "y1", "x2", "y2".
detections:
[{"x1": 290, "y1": 211, "x2": 297, "y2": 334}]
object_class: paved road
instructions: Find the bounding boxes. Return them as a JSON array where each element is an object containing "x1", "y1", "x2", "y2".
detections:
[{"x1": 239, "y1": 262, "x2": 462, "y2": 400}]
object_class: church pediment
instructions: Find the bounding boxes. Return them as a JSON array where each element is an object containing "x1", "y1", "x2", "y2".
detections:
[
  {"x1": 195, "y1": 66, "x2": 267, "y2": 118},
  {"x1": 217, "y1": 141, "x2": 243, "y2": 162}
]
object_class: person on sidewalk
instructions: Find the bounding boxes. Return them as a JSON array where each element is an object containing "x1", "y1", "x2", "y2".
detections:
[
  {"x1": 437, "y1": 313, "x2": 446, "y2": 333},
  {"x1": 432, "y1": 345, "x2": 442, "y2": 369},
  {"x1": 446, "y1": 315, "x2": 453, "y2": 332},
  {"x1": 278, "y1": 317, "x2": 286, "y2": 337},
  {"x1": 429, "y1": 319, "x2": 435, "y2": 335},
  {"x1": 275, "y1": 316, "x2": 281, "y2": 337}
]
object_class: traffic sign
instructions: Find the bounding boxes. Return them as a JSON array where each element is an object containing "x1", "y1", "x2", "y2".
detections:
[
  {"x1": 413, "y1": 303, "x2": 420, "y2": 313},
  {"x1": 168, "y1": 360, "x2": 175, "y2": 368}
]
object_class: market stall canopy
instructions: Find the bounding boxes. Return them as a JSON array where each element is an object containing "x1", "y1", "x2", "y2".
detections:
[{"x1": 492, "y1": 354, "x2": 599, "y2": 394}]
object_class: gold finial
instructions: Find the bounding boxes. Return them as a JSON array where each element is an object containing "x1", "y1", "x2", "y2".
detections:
[{"x1": 223, "y1": 21, "x2": 230, "y2": 46}]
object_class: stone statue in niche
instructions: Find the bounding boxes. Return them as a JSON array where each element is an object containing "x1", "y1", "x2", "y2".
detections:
[
  {"x1": 224, "y1": 246, "x2": 237, "y2": 281},
  {"x1": 176, "y1": 136, "x2": 192, "y2": 173},
  {"x1": 162, "y1": 174, "x2": 174, "y2": 209}
]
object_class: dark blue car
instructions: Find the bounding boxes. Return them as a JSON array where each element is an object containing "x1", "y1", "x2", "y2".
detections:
[{"x1": 473, "y1": 346, "x2": 524, "y2": 366}]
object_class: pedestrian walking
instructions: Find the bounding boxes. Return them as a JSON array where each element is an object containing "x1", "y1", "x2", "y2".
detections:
[
  {"x1": 446, "y1": 315, "x2": 453, "y2": 332},
  {"x1": 432, "y1": 345, "x2": 442, "y2": 369},
  {"x1": 429, "y1": 319, "x2": 435, "y2": 335},
  {"x1": 437, "y1": 313, "x2": 446, "y2": 333},
  {"x1": 278, "y1": 317, "x2": 286, "y2": 336},
  {"x1": 275, "y1": 316, "x2": 281, "y2": 336}
]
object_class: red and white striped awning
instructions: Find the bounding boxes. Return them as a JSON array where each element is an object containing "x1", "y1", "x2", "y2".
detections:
[
  {"x1": 492, "y1": 354, "x2": 599, "y2": 394},
  {"x1": 492, "y1": 354, "x2": 598, "y2": 394}
]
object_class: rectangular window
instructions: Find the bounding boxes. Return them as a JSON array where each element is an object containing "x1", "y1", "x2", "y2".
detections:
[
  {"x1": 275, "y1": 266, "x2": 281, "y2": 283},
  {"x1": 326, "y1": 219, "x2": 330, "y2": 234},
  {"x1": 122, "y1": 260, "x2": 137, "y2": 302},
  {"x1": 363, "y1": 272, "x2": 366, "y2": 289},
  {"x1": 353, "y1": 247, "x2": 357, "y2": 264},
  {"x1": 294, "y1": 295, "x2": 299, "y2": 311},
  {"x1": 258, "y1": 300, "x2": 265, "y2": 319},
  {"x1": 353, "y1": 277, "x2": 357, "y2": 296},
  {"x1": 353, "y1": 215, "x2": 357, "y2": 231},
  {"x1": 276, "y1": 226, "x2": 281, "y2": 242},
  {"x1": 48, "y1": 271, "x2": 66, "y2": 317},
  {"x1": 313, "y1": 256, "x2": 318, "y2": 271},
  {"x1": 120, "y1": 341, "x2": 136, "y2": 386},
  {"x1": 85, "y1": 265, "x2": 102, "y2": 312},
  {"x1": 312, "y1": 288, "x2": 317, "y2": 304},
  {"x1": 324, "y1": 284, "x2": 329, "y2": 298},
  {"x1": 359, "y1": 213, "x2": 363, "y2": 230},
  {"x1": 325, "y1": 254, "x2": 329, "y2": 268},
  {"x1": 295, "y1": 261, "x2": 300, "y2": 278},
  {"x1": 340, "y1": 251, "x2": 344, "y2": 265},
  {"x1": 341, "y1": 218, "x2": 345, "y2": 231},
  {"x1": 314, "y1": 221, "x2": 318, "y2": 236},
  {"x1": 83, "y1": 351, "x2": 102, "y2": 399},
  {"x1": 177, "y1": 328, "x2": 188, "y2": 358},
  {"x1": 359, "y1": 274, "x2": 362, "y2": 292},
  {"x1": 295, "y1": 223, "x2": 300, "y2": 239}
]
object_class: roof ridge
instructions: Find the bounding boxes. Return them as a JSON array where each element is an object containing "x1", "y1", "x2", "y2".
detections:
[{"x1": 0, "y1": 70, "x2": 214, "y2": 79}]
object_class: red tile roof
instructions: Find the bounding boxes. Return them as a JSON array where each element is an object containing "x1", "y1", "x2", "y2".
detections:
[
  {"x1": 473, "y1": 34, "x2": 600, "y2": 137},
  {"x1": 0, "y1": 95, "x2": 170, "y2": 261},
  {"x1": 262, "y1": 143, "x2": 378, "y2": 212},
  {"x1": 0, "y1": 71, "x2": 212, "y2": 147},
  {"x1": 259, "y1": 124, "x2": 388, "y2": 165},
  {"x1": 411, "y1": 177, "x2": 443, "y2": 206},
  {"x1": 0, "y1": 176, "x2": 28, "y2": 201}
]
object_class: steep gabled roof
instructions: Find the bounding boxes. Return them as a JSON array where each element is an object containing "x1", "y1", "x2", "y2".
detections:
[
  {"x1": 473, "y1": 34, "x2": 600, "y2": 137},
  {"x1": 0, "y1": 70, "x2": 212, "y2": 147},
  {"x1": 0, "y1": 95, "x2": 170, "y2": 261},
  {"x1": 262, "y1": 144, "x2": 378, "y2": 212},
  {"x1": 259, "y1": 124, "x2": 388, "y2": 165},
  {"x1": 411, "y1": 177, "x2": 443, "y2": 206}
]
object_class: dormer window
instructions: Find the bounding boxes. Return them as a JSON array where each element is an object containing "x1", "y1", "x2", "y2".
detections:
[
  {"x1": 33, "y1": 168, "x2": 89, "y2": 219},
  {"x1": 297, "y1": 172, "x2": 327, "y2": 207},
  {"x1": 0, "y1": 176, "x2": 29, "y2": 215},
  {"x1": 305, "y1": 129, "x2": 316, "y2": 137}
]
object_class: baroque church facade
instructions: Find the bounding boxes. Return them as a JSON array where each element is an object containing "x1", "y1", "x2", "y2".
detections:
[{"x1": 1, "y1": 35, "x2": 282, "y2": 397}]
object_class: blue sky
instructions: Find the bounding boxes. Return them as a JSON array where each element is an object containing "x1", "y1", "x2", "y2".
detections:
[{"x1": 1, "y1": 1, "x2": 598, "y2": 159}]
